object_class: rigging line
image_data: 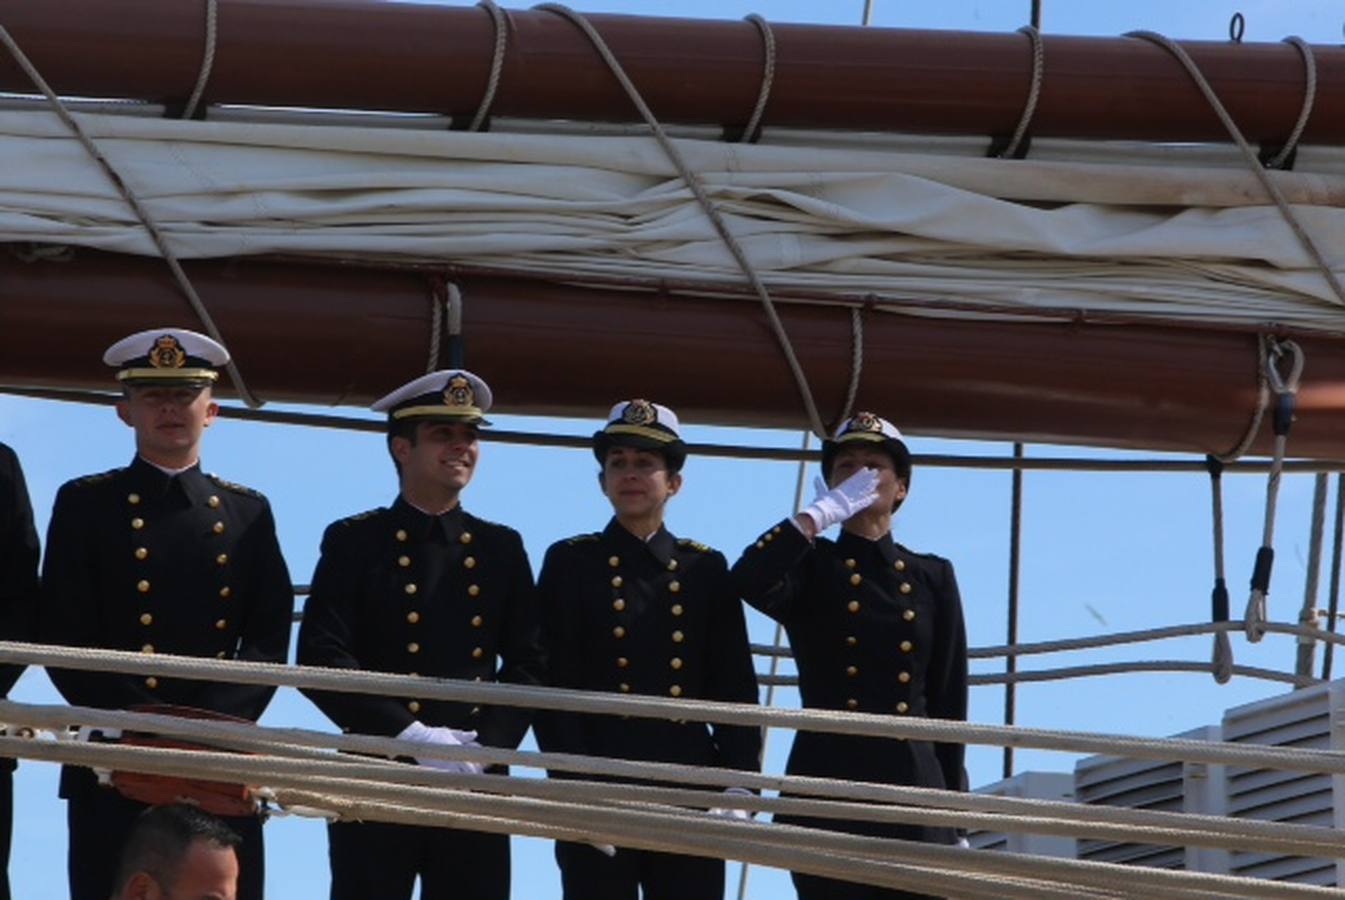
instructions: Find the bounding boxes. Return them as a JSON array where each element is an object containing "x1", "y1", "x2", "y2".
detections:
[
  {"x1": 181, "y1": 0, "x2": 218, "y2": 121},
  {"x1": 737, "y1": 428, "x2": 811, "y2": 900},
  {"x1": 1244, "y1": 337, "x2": 1304, "y2": 642},
  {"x1": 426, "y1": 279, "x2": 446, "y2": 373},
  {"x1": 0, "y1": 26, "x2": 263, "y2": 409},
  {"x1": 1323, "y1": 473, "x2": 1345, "y2": 680},
  {"x1": 533, "y1": 2, "x2": 831, "y2": 440},
  {"x1": 8, "y1": 641, "x2": 1345, "y2": 774},
  {"x1": 837, "y1": 307, "x2": 864, "y2": 424},
  {"x1": 740, "y1": 14, "x2": 775, "y2": 144},
  {"x1": 17, "y1": 738, "x2": 1345, "y2": 867},
  {"x1": 997, "y1": 25, "x2": 1042, "y2": 160},
  {"x1": 1206, "y1": 455, "x2": 1234, "y2": 683},
  {"x1": 1003, "y1": 442, "x2": 1024, "y2": 778},
  {"x1": 758, "y1": 661, "x2": 1309, "y2": 689},
  {"x1": 467, "y1": 0, "x2": 508, "y2": 132},
  {"x1": 1296, "y1": 472, "x2": 1329, "y2": 678},
  {"x1": 1265, "y1": 36, "x2": 1316, "y2": 170},
  {"x1": 1125, "y1": 30, "x2": 1345, "y2": 308},
  {"x1": 7, "y1": 383, "x2": 1345, "y2": 473},
  {"x1": 1212, "y1": 333, "x2": 1269, "y2": 463},
  {"x1": 17, "y1": 701, "x2": 1343, "y2": 863}
]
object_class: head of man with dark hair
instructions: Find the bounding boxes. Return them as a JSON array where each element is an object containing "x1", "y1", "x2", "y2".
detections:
[{"x1": 111, "y1": 804, "x2": 241, "y2": 900}]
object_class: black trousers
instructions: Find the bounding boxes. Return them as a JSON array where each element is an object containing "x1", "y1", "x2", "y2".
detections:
[
  {"x1": 555, "y1": 840, "x2": 724, "y2": 900},
  {"x1": 327, "y1": 820, "x2": 509, "y2": 900},
  {"x1": 66, "y1": 784, "x2": 264, "y2": 900}
]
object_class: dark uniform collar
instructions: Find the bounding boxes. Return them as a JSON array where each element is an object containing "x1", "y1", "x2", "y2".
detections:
[
  {"x1": 602, "y1": 518, "x2": 676, "y2": 568},
  {"x1": 126, "y1": 456, "x2": 214, "y2": 505},
  {"x1": 835, "y1": 527, "x2": 901, "y2": 567},
  {"x1": 391, "y1": 495, "x2": 467, "y2": 543}
]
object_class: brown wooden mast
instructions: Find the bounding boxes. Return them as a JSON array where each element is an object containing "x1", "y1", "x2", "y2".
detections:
[
  {"x1": 2, "y1": 250, "x2": 1342, "y2": 459},
  {"x1": 1, "y1": 2, "x2": 1343, "y2": 456},
  {"x1": 0, "y1": 0, "x2": 1342, "y2": 144}
]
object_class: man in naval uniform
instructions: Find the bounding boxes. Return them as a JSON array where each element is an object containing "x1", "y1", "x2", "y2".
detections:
[
  {"x1": 535, "y1": 399, "x2": 761, "y2": 900},
  {"x1": 731, "y1": 412, "x2": 968, "y2": 900},
  {"x1": 39, "y1": 328, "x2": 294, "y2": 900},
  {"x1": 297, "y1": 369, "x2": 545, "y2": 900},
  {"x1": 0, "y1": 443, "x2": 38, "y2": 900}
]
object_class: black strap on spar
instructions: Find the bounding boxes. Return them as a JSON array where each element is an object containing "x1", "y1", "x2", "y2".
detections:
[{"x1": 1244, "y1": 337, "x2": 1305, "y2": 643}]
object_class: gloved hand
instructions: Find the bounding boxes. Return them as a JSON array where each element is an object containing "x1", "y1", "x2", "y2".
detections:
[
  {"x1": 396, "y1": 720, "x2": 485, "y2": 775},
  {"x1": 799, "y1": 468, "x2": 880, "y2": 533},
  {"x1": 955, "y1": 836, "x2": 971, "y2": 849},
  {"x1": 708, "y1": 786, "x2": 755, "y2": 821},
  {"x1": 588, "y1": 842, "x2": 617, "y2": 857}
]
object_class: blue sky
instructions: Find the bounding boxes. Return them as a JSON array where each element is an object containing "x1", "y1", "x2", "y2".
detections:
[{"x1": 2, "y1": 1, "x2": 1343, "y2": 897}]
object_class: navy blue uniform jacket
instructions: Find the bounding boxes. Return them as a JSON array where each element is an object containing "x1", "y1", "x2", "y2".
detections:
[
  {"x1": 731, "y1": 518, "x2": 967, "y2": 841},
  {"x1": 535, "y1": 519, "x2": 761, "y2": 778},
  {"x1": 297, "y1": 499, "x2": 545, "y2": 751},
  {"x1": 40, "y1": 458, "x2": 294, "y2": 796}
]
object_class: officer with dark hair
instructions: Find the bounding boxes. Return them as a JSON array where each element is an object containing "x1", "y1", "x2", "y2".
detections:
[
  {"x1": 731, "y1": 412, "x2": 968, "y2": 900},
  {"x1": 112, "y1": 804, "x2": 242, "y2": 900},
  {"x1": 0, "y1": 443, "x2": 37, "y2": 900},
  {"x1": 298, "y1": 369, "x2": 545, "y2": 900},
  {"x1": 40, "y1": 328, "x2": 294, "y2": 900},
  {"x1": 535, "y1": 399, "x2": 761, "y2": 900}
]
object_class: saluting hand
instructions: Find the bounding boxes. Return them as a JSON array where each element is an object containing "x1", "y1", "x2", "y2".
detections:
[{"x1": 798, "y1": 468, "x2": 880, "y2": 534}]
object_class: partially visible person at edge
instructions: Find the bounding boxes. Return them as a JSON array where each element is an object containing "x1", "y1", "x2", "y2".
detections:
[
  {"x1": 0, "y1": 443, "x2": 37, "y2": 900},
  {"x1": 110, "y1": 803, "x2": 242, "y2": 900},
  {"x1": 534, "y1": 399, "x2": 762, "y2": 900},
  {"x1": 297, "y1": 369, "x2": 546, "y2": 900},
  {"x1": 730, "y1": 412, "x2": 969, "y2": 900},
  {"x1": 39, "y1": 328, "x2": 294, "y2": 900}
]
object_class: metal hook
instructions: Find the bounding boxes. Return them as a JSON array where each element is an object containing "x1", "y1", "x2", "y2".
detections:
[{"x1": 1228, "y1": 12, "x2": 1245, "y2": 43}]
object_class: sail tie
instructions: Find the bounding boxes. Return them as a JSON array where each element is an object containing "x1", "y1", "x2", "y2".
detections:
[
  {"x1": 181, "y1": 0, "x2": 218, "y2": 121},
  {"x1": 534, "y1": 2, "x2": 832, "y2": 440},
  {"x1": 992, "y1": 24, "x2": 1043, "y2": 160},
  {"x1": 0, "y1": 23, "x2": 263, "y2": 408},
  {"x1": 465, "y1": 0, "x2": 508, "y2": 132},
  {"x1": 1125, "y1": 31, "x2": 1345, "y2": 308},
  {"x1": 739, "y1": 14, "x2": 775, "y2": 144}
]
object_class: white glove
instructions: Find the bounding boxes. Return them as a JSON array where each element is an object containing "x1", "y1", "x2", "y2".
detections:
[
  {"x1": 799, "y1": 468, "x2": 880, "y2": 532},
  {"x1": 396, "y1": 721, "x2": 485, "y2": 775},
  {"x1": 588, "y1": 842, "x2": 617, "y2": 857},
  {"x1": 955, "y1": 836, "x2": 971, "y2": 849},
  {"x1": 708, "y1": 786, "x2": 755, "y2": 821}
]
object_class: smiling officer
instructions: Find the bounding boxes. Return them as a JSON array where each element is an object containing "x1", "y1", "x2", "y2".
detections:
[{"x1": 297, "y1": 369, "x2": 545, "y2": 900}]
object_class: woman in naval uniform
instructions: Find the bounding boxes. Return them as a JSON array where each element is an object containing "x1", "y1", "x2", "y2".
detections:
[
  {"x1": 535, "y1": 399, "x2": 761, "y2": 900},
  {"x1": 731, "y1": 412, "x2": 968, "y2": 900}
]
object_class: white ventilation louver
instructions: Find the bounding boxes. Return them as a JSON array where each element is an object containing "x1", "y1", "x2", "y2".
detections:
[
  {"x1": 1073, "y1": 725, "x2": 1226, "y2": 873},
  {"x1": 967, "y1": 771, "x2": 1074, "y2": 857},
  {"x1": 1222, "y1": 681, "x2": 1341, "y2": 887}
]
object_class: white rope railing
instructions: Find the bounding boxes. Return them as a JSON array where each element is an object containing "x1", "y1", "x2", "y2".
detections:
[
  {"x1": 4, "y1": 736, "x2": 1338, "y2": 900},
  {"x1": 6, "y1": 642, "x2": 1345, "y2": 775},
  {"x1": 1, "y1": 703, "x2": 1338, "y2": 860}
]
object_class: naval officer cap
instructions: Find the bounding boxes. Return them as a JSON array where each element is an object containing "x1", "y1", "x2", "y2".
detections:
[
  {"x1": 104, "y1": 328, "x2": 229, "y2": 387},
  {"x1": 372, "y1": 369, "x2": 493, "y2": 426},
  {"x1": 821, "y1": 411, "x2": 913, "y2": 486},
  {"x1": 593, "y1": 399, "x2": 687, "y2": 473}
]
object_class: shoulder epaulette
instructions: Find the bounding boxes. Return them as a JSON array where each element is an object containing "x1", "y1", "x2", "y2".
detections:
[
  {"x1": 565, "y1": 532, "x2": 601, "y2": 545},
  {"x1": 206, "y1": 474, "x2": 264, "y2": 499},
  {"x1": 337, "y1": 507, "x2": 385, "y2": 526},
  {"x1": 894, "y1": 542, "x2": 946, "y2": 563},
  {"x1": 73, "y1": 468, "x2": 121, "y2": 486},
  {"x1": 676, "y1": 538, "x2": 713, "y2": 553}
]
